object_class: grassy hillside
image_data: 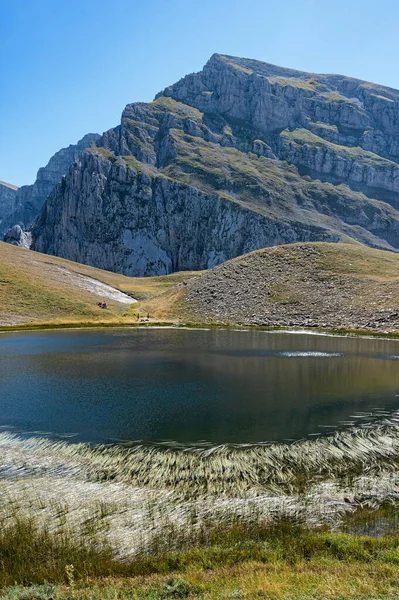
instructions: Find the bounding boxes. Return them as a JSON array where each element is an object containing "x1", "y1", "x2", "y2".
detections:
[
  {"x1": 2, "y1": 241, "x2": 399, "y2": 333},
  {"x1": 0, "y1": 242, "x2": 198, "y2": 327},
  {"x1": 150, "y1": 242, "x2": 399, "y2": 332}
]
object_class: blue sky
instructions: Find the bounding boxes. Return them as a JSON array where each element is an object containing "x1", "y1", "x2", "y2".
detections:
[{"x1": 1, "y1": 0, "x2": 399, "y2": 186}]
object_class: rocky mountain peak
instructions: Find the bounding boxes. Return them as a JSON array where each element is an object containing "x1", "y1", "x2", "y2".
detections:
[{"x1": 30, "y1": 55, "x2": 399, "y2": 276}]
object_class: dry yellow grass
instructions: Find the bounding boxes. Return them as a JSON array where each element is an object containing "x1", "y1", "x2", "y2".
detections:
[
  {"x1": 0, "y1": 242, "x2": 200, "y2": 327},
  {"x1": 143, "y1": 285, "x2": 194, "y2": 320},
  {"x1": 8, "y1": 561, "x2": 399, "y2": 599},
  {"x1": 160, "y1": 561, "x2": 399, "y2": 599}
]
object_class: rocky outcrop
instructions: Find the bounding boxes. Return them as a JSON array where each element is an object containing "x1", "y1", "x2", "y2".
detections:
[
  {"x1": 160, "y1": 54, "x2": 399, "y2": 201},
  {"x1": 1, "y1": 133, "x2": 100, "y2": 236},
  {"x1": 183, "y1": 243, "x2": 399, "y2": 330},
  {"x1": 3, "y1": 225, "x2": 32, "y2": 249},
  {"x1": 32, "y1": 55, "x2": 399, "y2": 275}
]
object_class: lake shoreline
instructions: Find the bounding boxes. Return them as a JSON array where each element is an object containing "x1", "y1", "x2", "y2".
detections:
[
  {"x1": 1, "y1": 319, "x2": 399, "y2": 340},
  {"x1": 2, "y1": 326, "x2": 399, "y2": 597}
]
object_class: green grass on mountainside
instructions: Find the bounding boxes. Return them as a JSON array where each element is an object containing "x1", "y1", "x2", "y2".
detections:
[
  {"x1": 281, "y1": 128, "x2": 397, "y2": 170},
  {"x1": 157, "y1": 127, "x2": 399, "y2": 243},
  {"x1": 269, "y1": 75, "x2": 320, "y2": 91},
  {"x1": 151, "y1": 96, "x2": 203, "y2": 121}
]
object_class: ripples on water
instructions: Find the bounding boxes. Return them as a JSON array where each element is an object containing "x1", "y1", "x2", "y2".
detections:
[{"x1": 0, "y1": 328, "x2": 399, "y2": 445}]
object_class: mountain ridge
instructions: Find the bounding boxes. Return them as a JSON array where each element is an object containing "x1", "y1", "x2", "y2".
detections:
[
  {"x1": 1, "y1": 133, "x2": 100, "y2": 236},
  {"x1": 0, "y1": 180, "x2": 18, "y2": 190},
  {"x1": 29, "y1": 54, "x2": 399, "y2": 274},
  {"x1": 203, "y1": 54, "x2": 399, "y2": 92}
]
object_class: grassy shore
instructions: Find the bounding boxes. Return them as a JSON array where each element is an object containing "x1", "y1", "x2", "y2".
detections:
[{"x1": 4, "y1": 515, "x2": 399, "y2": 599}]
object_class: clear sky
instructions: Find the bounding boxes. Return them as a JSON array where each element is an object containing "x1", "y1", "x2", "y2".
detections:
[{"x1": 1, "y1": 0, "x2": 399, "y2": 186}]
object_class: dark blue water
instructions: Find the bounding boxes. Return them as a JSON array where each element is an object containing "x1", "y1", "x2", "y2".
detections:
[{"x1": 0, "y1": 328, "x2": 399, "y2": 444}]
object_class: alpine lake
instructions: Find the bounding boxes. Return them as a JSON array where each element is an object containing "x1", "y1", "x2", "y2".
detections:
[{"x1": 1, "y1": 327, "x2": 399, "y2": 446}]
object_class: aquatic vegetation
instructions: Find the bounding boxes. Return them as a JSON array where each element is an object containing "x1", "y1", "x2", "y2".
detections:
[
  {"x1": 2, "y1": 416, "x2": 399, "y2": 569},
  {"x1": 3, "y1": 420, "x2": 399, "y2": 597},
  {"x1": 0, "y1": 419, "x2": 399, "y2": 548},
  {"x1": 3, "y1": 416, "x2": 399, "y2": 498}
]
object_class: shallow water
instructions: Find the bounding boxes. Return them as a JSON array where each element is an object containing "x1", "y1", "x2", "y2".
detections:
[{"x1": 0, "y1": 328, "x2": 399, "y2": 444}]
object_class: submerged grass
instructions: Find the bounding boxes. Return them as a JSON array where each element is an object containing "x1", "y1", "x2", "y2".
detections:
[
  {"x1": 5, "y1": 418, "x2": 399, "y2": 498},
  {"x1": 3, "y1": 419, "x2": 399, "y2": 559},
  {"x1": 4, "y1": 425, "x2": 399, "y2": 597}
]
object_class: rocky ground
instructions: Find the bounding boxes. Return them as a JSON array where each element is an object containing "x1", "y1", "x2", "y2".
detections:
[{"x1": 183, "y1": 242, "x2": 399, "y2": 331}]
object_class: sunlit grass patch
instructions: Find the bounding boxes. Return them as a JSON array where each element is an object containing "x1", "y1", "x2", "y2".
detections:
[{"x1": 3, "y1": 516, "x2": 399, "y2": 596}]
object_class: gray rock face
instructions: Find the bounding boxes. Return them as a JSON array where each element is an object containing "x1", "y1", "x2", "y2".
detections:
[
  {"x1": 4, "y1": 225, "x2": 32, "y2": 249},
  {"x1": 160, "y1": 54, "x2": 399, "y2": 200},
  {"x1": 32, "y1": 55, "x2": 399, "y2": 275},
  {"x1": 0, "y1": 181, "x2": 18, "y2": 233},
  {"x1": 1, "y1": 133, "x2": 100, "y2": 235},
  {"x1": 33, "y1": 152, "x2": 337, "y2": 276}
]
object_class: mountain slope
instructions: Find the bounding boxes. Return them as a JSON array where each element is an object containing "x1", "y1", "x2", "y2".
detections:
[
  {"x1": 0, "y1": 242, "x2": 197, "y2": 327},
  {"x1": 32, "y1": 55, "x2": 399, "y2": 275},
  {"x1": 169, "y1": 242, "x2": 399, "y2": 330},
  {"x1": 1, "y1": 133, "x2": 100, "y2": 236},
  {"x1": 2, "y1": 241, "x2": 399, "y2": 332}
]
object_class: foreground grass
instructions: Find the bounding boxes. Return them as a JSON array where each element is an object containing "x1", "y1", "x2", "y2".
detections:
[
  {"x1": 0, "y1": 518, "x2": 399, "y2": 599},
  {"x1": 5, "y1": 564, "x2": 399, "y2": 599},
  {"x1": 3, "y1": 437, "x2": 399, "y2": 598},
  {"x1": 4, "y1": 516, "x2": 399, "y2": 598}
]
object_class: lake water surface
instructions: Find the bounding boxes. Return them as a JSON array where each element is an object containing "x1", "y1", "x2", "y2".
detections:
[{"x1": 1, "y1": 328, "x2": 399, "y2": 445}]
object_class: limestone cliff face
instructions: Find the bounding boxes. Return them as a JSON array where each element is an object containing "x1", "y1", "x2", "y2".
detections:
[
  {"x1": 160, "y1": 54, "x2": 399, "y2": 200},
  {"x1": 32, "y1": 55, "x2": 399, "y2": 275},
  {"x1": 0, "y1": 181, "x2": 18, "y2": 233},
  {"x1": 33, "y1": 152, "x2": 337, "y2": 276},
  {"x1": 1, "y1": 133, "x2": 100, "y2": 235}
]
